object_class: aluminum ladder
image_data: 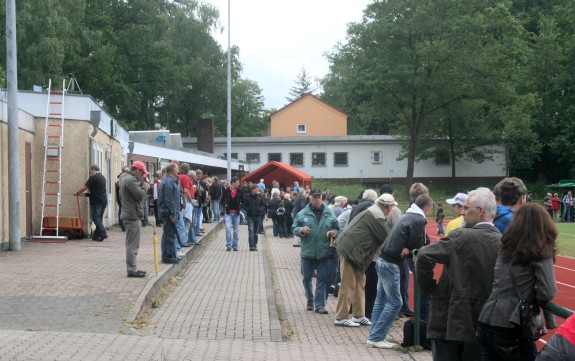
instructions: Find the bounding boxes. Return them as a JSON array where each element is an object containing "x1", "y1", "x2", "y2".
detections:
[{"x1": 38, "y1": 79, "x2": 67, "y2": 241}]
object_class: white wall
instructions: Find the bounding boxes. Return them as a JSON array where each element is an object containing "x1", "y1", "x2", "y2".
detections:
[{"x1": 198, "y1": 136, "x2": 506, "y2": 180}]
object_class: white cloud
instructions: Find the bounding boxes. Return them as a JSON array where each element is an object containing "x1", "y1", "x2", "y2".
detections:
[{"x1": 204, "y1": 0, "x2": 370, "y2": 109}]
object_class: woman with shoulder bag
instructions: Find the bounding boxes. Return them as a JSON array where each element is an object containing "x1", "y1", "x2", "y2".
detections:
[{"x1": 476, "y1": 203, "x2": 557, "y2": 361}]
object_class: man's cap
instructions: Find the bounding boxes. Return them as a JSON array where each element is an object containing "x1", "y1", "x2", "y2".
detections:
[
  {"x1": 377, "y1": 193, "x2": 398, "y2": 206},
  {"x1": 310, "y1": 189, "x2": 322, "y2": 196},
  {"x1": 132, "y1": 160, "x2": 149, "y2": 175},
  {"x1": 380, "y1": 184, "x2": 394, "y2": 195},
  {"x1": 446, "y1": 192, "x2": 467, "y2": 206}
]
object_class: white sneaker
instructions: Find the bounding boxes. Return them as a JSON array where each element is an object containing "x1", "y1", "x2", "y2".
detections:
[
  {"x1": 177, "y1": 251, "x2": 185, "y2": 257},
  {"x1": 366, "y1": 339, "x2": 397, "y2": 349},
  {"x1": 351, "y1": 316, "x2": 372, "y2": 326},
  {"x1": 334, "y1": 319, "x2": 360, "y2": 327}
]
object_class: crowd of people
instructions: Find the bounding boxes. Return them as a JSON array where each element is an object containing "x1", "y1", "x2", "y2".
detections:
[{"x1": 75, "y1": 165, "x2": 574, "y2": 360}]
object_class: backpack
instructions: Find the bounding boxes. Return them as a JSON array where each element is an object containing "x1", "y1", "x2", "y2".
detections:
[
  {"x1": 276, "y1": 207, "x2": 286, "y2": 217},
  {"x1": 401, "y1": 319, "x2": 431, "y2": 350}
]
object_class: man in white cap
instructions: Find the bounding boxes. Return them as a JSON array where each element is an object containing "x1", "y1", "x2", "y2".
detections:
[
  {"x1": 332, "y1": 193, "x2": 396, "y2": 327},
  {"x1": 120, "y1": 160, "x2": 150, "y2": 278},
  {"x1": 444, "y1": 192, "x2": 468, "y2": 236}
]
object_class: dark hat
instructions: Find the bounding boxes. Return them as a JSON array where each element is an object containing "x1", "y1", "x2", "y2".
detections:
[
  {"x1": 380, "y1": 184, "x2": 394, "y2": 194},
  {"x1": 310, "y1": 189, "x2": 321, "y2": 196}
]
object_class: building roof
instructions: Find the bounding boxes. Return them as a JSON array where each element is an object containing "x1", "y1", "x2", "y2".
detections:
[{"x1": 269, "y1": 93, "x2": 348, "y2": 118}]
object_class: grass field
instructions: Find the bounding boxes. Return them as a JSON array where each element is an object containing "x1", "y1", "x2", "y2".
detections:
[{"x1": 556, "y1": 223, "x2": 575, "y2": 257}]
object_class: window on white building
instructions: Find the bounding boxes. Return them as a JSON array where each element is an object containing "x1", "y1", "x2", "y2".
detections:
[
  {"x1": 312, "y1": 152, "x2": 326, "y2": 166},
  {"x1": 371, "y1": 151, "x2": 382, "y2": 164},
  {"x1": 268, "y1": 153, "x2": 282, "y2": 162},
  {"x1": 290, "y1": 153, "x2": 304, "y2": 166},
  {"x1": 246, "y1": 153, "x2": 260, "y2": 163},
  {"x1": 334, "y1": 152, "x2": 348, "y2": 166}
]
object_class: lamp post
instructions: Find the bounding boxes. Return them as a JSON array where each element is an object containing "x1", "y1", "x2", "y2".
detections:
[{"x1": 226, "y1": 0, "x2": 232, "y2": 182}]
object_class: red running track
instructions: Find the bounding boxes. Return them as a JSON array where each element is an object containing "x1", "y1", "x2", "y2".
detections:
[{"x1": 404, "y1": 220, "x2": 575, "y2": 349}]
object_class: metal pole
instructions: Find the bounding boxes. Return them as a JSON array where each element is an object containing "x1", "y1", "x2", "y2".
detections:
[
  {"x1": 226, "y1": 0, "x2": 232, "y2": 181},
  {"x1": 6, "y1": 0, "x2": 20, "y2": 251}
]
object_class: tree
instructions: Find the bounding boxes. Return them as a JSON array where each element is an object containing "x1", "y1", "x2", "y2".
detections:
[
  {"x1": 322, "y1": 0, "x2": 535, "y2": 193},
  {"x1": 286, "y1": 67, "x2": 315, "y2": 102},
  {"x1": 229, "y1": 79, "x2": 266, "y2": 137}
]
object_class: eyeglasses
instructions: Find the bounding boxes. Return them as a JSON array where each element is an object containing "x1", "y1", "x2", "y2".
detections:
[{"x1": 463, "y1": 206, "x2": 480, "y2": 211}]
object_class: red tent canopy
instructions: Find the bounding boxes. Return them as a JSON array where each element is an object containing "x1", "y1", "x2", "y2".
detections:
[{"x1": 241, "y1": 161, "x2": 312, "y2": 190}]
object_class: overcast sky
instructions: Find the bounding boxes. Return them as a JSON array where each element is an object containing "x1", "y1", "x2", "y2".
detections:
[{"x1": 204, "y1": 0, "x2": 371, "y2": 109}]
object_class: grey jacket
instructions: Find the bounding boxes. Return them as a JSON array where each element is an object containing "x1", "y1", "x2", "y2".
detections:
[
  {"x1": 120, "y1": 172, "x2": 146, "y2": 220},
  {"x1": 333, "y1": 203, "x2": 389, "y2": 273},
  {"x1": 416, "y1": 223, "x2": 502, "y2": 343},
  {"x1": 479, "y1": 256, "x2": 556, "y2": 328}
]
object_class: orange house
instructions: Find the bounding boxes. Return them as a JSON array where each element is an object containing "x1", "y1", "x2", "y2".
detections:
[{"x1": 268, "y1": 93, "x2": 348, "y2": 137}]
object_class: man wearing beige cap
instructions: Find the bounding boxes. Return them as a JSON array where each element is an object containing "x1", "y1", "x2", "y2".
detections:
[
  {"x1": 120, "y1": 160, "x2": 150, "y2": 278},
  {"x1": 332, "y1": 193, "x2": 396, "y2": 327}
]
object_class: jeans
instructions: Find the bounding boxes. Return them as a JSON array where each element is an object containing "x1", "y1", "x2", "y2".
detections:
[
  {"x1": 328, "y1": 246, "x2": 340, "y2": 288},
  {"x1": 258, "y1": 214, "x2": 265, "y2": 233},
  {"x1": 432, "y1": 339, "x2": 481, "y2": 361},
  {"x1": 277, "y1": 221, "x2": 287, "y2": 237},
  {"x1": 476, "y1": 323, "x2": 537, "y2": 361},
  {"x1": 301, "y1": 257, "x2": 331, "y2": 310},
  {"x1": 368, "y1": 258, "x2": 402, "y2": 342},
  {"x1": 438, "y1": 222, "x2": 444, "y2": 234},
  {"x1": 175, "y1": 213, "x2": 187, "y2": 251},
  {"x1": 160, "y1": 214, "x2": 178, "y2": 261},
  {"x1": 271, "y1": 217, "x2": 279, "y2": 236},
  {"x1": 211, "y1": 200, "x2": 221, "y2": 222},
  {"x1": 187, "y1": 207, "x2": 198, "y2": 245},
  {"x1": 194, "y1": 204, "x2": 203, "y2": 236},
  {"x1": 246, "y1": 215, "x2": 261, "y2": 249},
  {"x1": 225, "y1": 212, "x2": 240, "y2": 248},
  {"x1": 90, "y1": 203, "x2": 108, "y2": 239}
]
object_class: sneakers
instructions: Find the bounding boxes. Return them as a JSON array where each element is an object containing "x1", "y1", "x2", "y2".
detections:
[
  {"x1": 335, "y1": 319, "x2": 360, "y2": 327},
  {"x1": 177, "y1": 251, "x2": 185, "y2": 257},
  {"x1": 233, "y1": 247, "x2": 238, "y2": 251},
  {"x1": 226, "y1": 247, "x2": 231, "y2": 251},
  {"x1": 315, "y1": 307, "x2": 328, "y2": 314},
  {"x1": 366, "y1": 339, "x2": 397, "y2": 349},
  {"x1": 306, "y1": 303, "x2": 313, "y2": 311},
  {"x1": 351, "y1": 316, "x2": 372, "y2": 326}
]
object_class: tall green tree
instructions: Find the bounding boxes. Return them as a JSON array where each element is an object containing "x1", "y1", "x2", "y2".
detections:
[{"x1": 322, "y1": 0, "x2": 536, "y2": 193}]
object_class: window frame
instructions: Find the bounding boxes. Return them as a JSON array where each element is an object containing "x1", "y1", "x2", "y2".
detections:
[
  {"x1": 290, "y1": 152, "x2": 304, "y2": 167},
  {"x1": 311, "y1": 152, "x2": 326, "y2": 167},
  {"x1": 333, "y1": 152, "x2": 348, "y2": 167}
]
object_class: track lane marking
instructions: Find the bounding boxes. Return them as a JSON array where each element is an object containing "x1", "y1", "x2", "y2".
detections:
[{"x1": 557, "y1": 281, "x2": 575, "y2": 289}]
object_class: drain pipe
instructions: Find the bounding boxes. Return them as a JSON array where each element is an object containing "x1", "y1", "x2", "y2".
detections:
[{"x1": 7, "y1": 0, "x2": 21, "y2": 251}]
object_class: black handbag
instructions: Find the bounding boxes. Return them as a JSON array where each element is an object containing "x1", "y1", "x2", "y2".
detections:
[{"x1": 511, "y1": 271, "x2": 547, "y2": 341}]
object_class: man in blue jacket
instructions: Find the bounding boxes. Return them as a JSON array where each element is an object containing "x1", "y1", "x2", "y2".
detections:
[
  {"x1": 159, "y1": 162, "x2": 181, "y2": 264},
  {"x1": 292, "y1": 189, "x2": 339, "y2": 315}
]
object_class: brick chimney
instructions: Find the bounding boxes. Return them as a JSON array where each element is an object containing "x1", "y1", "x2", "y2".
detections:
[{"x1": 197, "y1": 118, "x2": 214, "y2": 154}]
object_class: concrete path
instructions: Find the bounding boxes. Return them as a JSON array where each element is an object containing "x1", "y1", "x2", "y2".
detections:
[{"x1": 0, "y1": 218, "x2": 432, "y2": 361}]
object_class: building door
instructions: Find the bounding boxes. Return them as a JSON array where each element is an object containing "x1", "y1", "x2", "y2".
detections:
[{"x1": 25, "y1": 142, "x2": 32, "y2": 238}]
